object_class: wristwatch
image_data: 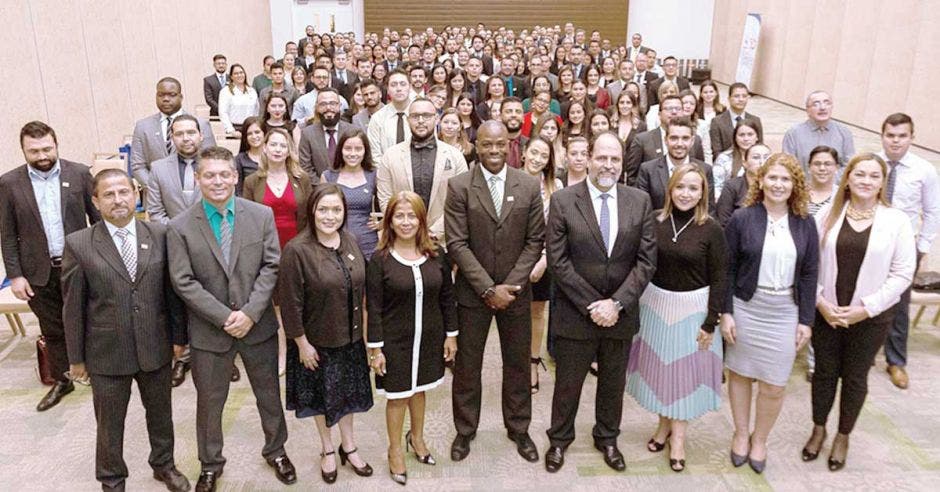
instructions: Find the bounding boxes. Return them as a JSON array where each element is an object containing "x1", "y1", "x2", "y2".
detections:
[
  {"x1": 613, "y1": 299, "x2": 624, "y2": 311},
  {"x1": 482, "y1": 286, "x2": 496, "y2": 298}
]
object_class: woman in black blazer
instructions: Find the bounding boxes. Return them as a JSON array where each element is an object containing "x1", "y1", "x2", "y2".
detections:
[
  {"x1": 720, "y1": 153, "x2": 819, "y2": 474},
  {"x1": 716, "y1": 143, "x2": 772, "y2": 227}
]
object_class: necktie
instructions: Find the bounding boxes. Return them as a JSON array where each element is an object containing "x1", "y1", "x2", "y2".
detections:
[
  {"x1": 340, "y1": 71, "x2": 347, "y2": 84},
  {"x1": 396, "y1": 112, "x2": 406, "y2": 144},
  {"x1": 887, "y1": 161, "x2": 900, "y2": 203},
  {"x1": 489, "y1": 175, "x2": 503, "y2": 217},
  {"x1": 599, "y1": 193, "x2": 611, "y2": 253},
  {"x1": 183, "y1": 160, "x2": 195, "y2": 191},
  {"x1": 327, "y1": 129, "x2": 337, "y2": 163},
  {"x1": 219, "y1": 208, "x2": 232, "y2": 265},
  {"x1": 505, "y1": 76, "x2": 514, "y2": 96},
  {"x1": 219, "y1": 74, "x2": 225, "y2": 86},
  {"x1": 114, "y1": 228, "x2": 136, "y2": 281},
  {"x1": 165, "y1": 116, "x2": 174, "y2": 155},
  {"x1": 507, "y1": 139, "x2": 520, "y2": 168},
  {"x1": 735, "y1": 115, "x2": 743, "y2": 125}
]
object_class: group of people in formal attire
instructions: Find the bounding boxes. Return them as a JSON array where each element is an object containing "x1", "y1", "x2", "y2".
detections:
[{"x1": 2, "y1": 21, "x2": 938, "y2": 491}]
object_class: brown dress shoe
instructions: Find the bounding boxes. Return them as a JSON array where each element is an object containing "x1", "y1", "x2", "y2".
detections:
[{"x1": 887, "y1": 365, "x2": 909, "y2": 389}]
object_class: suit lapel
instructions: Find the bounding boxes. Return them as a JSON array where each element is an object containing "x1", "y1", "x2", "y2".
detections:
[
  {"x1": 498, "y1": 170, "x2": 518, "y2": 224},
  {"x1": 470, "y1": 166, "x2": 499, "y2": 223},
  {"x1": 93, "y1": 222, "x2": 133, "y2": 283},
  {"x1": 58, "y1": 163, "x2": 73, "y2": 221},
  {"x1": 134, "y1": 221, "x2": 154, "y2": 282},
  {"x1": 573, "y1": 181, "x2": 607, "y2": 253},
  {"x1": 227, "y1": 199, "x2": 249, "y2": 275},
  {"x1": 610, "y1": 187, "x2": 631, "y2": 258},
  {"x1": 652, "y1": 128, "x2": 664, "y2": 157},
  {"x1": 16, "y1": 167, "x2": 44, "y2": 226},
  {"x1": 656, "y1": 157, "x2": 669, "y2": 192},
  {"x1": 195, "y1": 206, "x2": 229, "y2": 277},
  {"x1": 428, "y1": 142, "x2": 448, "y2": 209}
]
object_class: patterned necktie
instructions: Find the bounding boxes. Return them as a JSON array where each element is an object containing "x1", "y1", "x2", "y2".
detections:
[
  {"x1": 599, "y1": 193, "x2": 611, "y2": 253},
  {"x1": 396, "y1": 112, "x2": 406, "y2": 144},
  {"x1": 165, "y1": 116, "x2": 174, "y2": 155},
  {"x1": 887, "y1": 161, "x2": 900, "y2": 204},
  {"x1": 114, "y1": 228, "x2": 136, "y2": 281},
  {"x1": 219, "y1": 208, "x2": 232, "y2": 265},
  {"x1": 489, "y1": 175, "x2": 503, "y2": 217},
  {"x1": 327, "y1": 129, "x2": 337, "y2": 163}
]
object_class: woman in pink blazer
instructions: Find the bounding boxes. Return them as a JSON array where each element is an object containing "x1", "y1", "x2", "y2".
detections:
[{"x1": 803, "y1": 153, "x2": 916, "y2": 471}]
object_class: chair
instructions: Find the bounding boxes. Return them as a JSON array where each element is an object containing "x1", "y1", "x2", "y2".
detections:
[
  {"x1": 910, "y1": 289, "x2": 940, "y2": 328},
  {"x1": 0, "y1": 287, "x2": 29, "y2": 336},
  {"x1": 91, "y1": 152, "x2": 128, "y2": 176},
  {"x1": 217, "y1": 137, "x2": 241, "y2": 156}
]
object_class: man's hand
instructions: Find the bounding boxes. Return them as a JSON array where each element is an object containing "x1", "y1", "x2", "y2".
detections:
[
  {"x1": 587, "y1": 299, "x2": 620, "y2": 327},
  {"x1": 443, "y1": 336, "x2": 458, "y2": 362},
  {"x1": 223, "y1": 310, "x2": 254, "y2": 338},
  {"x1": 10, "y1": 277, "x2": 33, "y2": 301},
  {"x1": 485, "y1": 284, "x2": 521, "y2": 310},
  {"x1": 68, "y1": 362, "x2": 87, "y2": 381}
]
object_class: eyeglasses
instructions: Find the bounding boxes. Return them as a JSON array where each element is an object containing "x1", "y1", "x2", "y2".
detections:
[{"x1": 408, "y1": 113, "x2": 436, "y2": 121}]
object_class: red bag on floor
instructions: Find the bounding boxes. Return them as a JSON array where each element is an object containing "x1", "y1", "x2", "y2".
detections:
[{"x1": 36, "y1": 336, "x2": 55, "y2": 385}]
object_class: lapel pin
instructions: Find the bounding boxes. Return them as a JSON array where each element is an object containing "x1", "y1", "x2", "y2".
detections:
[
  {"x1": 347, "y1": 253, "x2": 355, "y2": 261},
  {"x1": 444, "y1": 158, "x2": 453, "y2": 171},
  {"x1": 655, "y1": 149, "x2": 662, "y2": 154},
  {"x1": 507, "y1": 196, "x2": 515, "y2": 202},
  {"x1": 140, "y1": 244, "x2": 149, "y2": 250},
  {"x1": 62, "y1": 182, "x2": 70, "y2": 187}
]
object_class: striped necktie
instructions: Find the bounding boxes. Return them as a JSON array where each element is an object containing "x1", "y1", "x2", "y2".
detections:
[
  {"x1": 219, "y1": 208, "x2": 232, "y2": 264},
  {"x1": 489, "y1": 175, "x2": 503, "y2": 217},
  {"x1": 887, "y1": 161, "x2": 900, "y2": 204},
  {"x1": 165, "y1": 116, "x2": 174, "y2": 155},
  {"x1": 114, "y1": 228, "x2": 136, "y2": 281}
]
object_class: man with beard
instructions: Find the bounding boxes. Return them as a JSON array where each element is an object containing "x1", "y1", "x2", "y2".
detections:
[
  {"x1": 445, "y1": 120, "x2": 545, "y2": 464},
  {"x1": 636, "y1": 116, "x2": 715, "y2": 212},
  {"x1": 376, "y1": 98, "x2": 468, "y2": 242},
  {"x1": 626, "y1": 95, "x2": 704, "y2": 186},
  {"x1": 352, "y1": 79, "x2": 384, "y2": 130},
  {"x1": 298, "y1": 88, "x2": 356, "y2": 177},
  {"x1": 0, "y1": 121, "x2": 100, "y2": 411},
  {"x1": 544, "y1": 131, "x2": 656, "y2": 473},
  {"x1": 500, "y1": 97, "x2": 527, "y2": 168},
  {"x1": 368, "y1": 69, "x2": 414, "y2": 162},
  {"x1": 291, "y1": 66, "x2": 349, "y2": 127},
  {"x1": 62, "y1": 169, "x2": 190, "y2": 492}
]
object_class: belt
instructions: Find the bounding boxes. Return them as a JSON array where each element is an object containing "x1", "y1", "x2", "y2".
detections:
[
  {"x1": 756, "y1": 284, "x2": 792, "y2": 295},
  {"x1": 51, "y1": 256, "x2": 62, "y2": 267}
]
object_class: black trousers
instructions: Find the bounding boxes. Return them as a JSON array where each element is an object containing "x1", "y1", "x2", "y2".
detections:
[
  {"x1": 90, "y1": 363, "x2": 174, "y2": 489},
  {"x1": 812, "y1": 309, "x2": 893, "y2": 434},
  {"x1": 191, "y1": 335, "x2": 287, "y2": 472},
  {"x1": 27, "y1": 267, "x2": 69, "y2": 382},
  {"x1": 547, "y1": 335, "x2": 629, "y2": 448},
  {"x1": 452, "y1": 302, "x2": 532, "y2": 436}
]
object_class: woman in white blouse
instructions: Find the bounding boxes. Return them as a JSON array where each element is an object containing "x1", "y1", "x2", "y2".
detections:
[{"x1": 219, "y1": 63, "x2": 259, "y2": 136}]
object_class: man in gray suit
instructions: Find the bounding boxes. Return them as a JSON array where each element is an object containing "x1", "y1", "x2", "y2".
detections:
[
  {"x1": 167, "y1": 146, "x2": 295, "y2": 492},
  {"x1": 62, "y1": 169, "x2": 190, "y2": 492},
  {"x1": 544, "y1": 131, "x2": 657, "y2": 473},
  {"x1": 605, "y1": 59, "x2": 636, "y2": 104},
  {"x1": 298, "y1": 88, "x2": 355, "y2": 177},
  {"x1": 352, "y1": 79, "x2": 384, "y2": 131},
  {"x1": 146, "y1": 115, "x2": 204, "y2": 224},
  {"x1": 130, "y1": 77, "x2": 216, "y2": 185}
]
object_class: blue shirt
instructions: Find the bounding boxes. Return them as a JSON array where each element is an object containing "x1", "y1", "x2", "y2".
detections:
[
  {"x1": 202, "y1": 196, "x2": 235, "y2": 246},
  {"x1": 28, "y1": 161, "x2": 65, "y2": 257}
]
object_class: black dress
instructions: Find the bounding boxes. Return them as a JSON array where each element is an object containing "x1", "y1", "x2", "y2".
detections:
[{"x1": 366, "y1": 250, "x2": 457, "y2": 399}]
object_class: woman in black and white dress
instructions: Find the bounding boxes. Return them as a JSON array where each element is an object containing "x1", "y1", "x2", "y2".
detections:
[{"x1": 367, "y1": 191, "x2": 458, "y2": 485}]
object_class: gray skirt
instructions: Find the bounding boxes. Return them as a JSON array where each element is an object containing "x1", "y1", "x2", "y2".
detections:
[{"x1": 725, "y1": 289, "x2": 798, "y2": 386}]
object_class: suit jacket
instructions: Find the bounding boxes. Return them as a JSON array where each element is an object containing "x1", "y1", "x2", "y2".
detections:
[
  {"x1": 203, "y1": 74, "x2": 224, "y2": 116},
  {"x1": 130, "y1": 112, "x2": 216, "y2": 185},
  {"x1": 332, "y1": 69, "x2": 360, "y2": 102},
  {"x1": 377, "y1": 140, "x2": 469, "y2": 240},
  {"x1": 242, "y1": 171, "x2": 314, "y2": 233},
  {"x1": 625, "y1": 127, "x2": 705, "y2": 186},
  {"x1": 0, "y1": 160, "x2": 100, "y2": 287},
  {"x1": 145, "y1": 154, "x2": 202, "y2": 224},
  {"x1": 62, "y1": 221, "x2": 185, "y2": 375},
  {"x1": 716, "y1": 175, "x2": 749, "y2": 227},
  {"x1": 546, "y1": 181, "x2": 657, "y2": 340},
  {"x1": 636, "y1": 156, "x2": 716, "y2": 214},
  {"x1": 297, "y1": 120, "x2": 356, "y2": 177},
  {"x1": 709, "y1": 110, "x2": 764, "y2": 156},
  {"x1": 466, "y1": 78, "x2": 486, "y2": 105},
  {"x1": 352, "y1": 108, "x2": 372, "y2": 131},
  {"x1": 501, "y1": 75, "x2": 530, "y2": 99},
  {"x1": 382, "y1": 60, "x2": 402, "y2": 73},
  {"x1": 648, "y1": 76, "x2": 691, "y2": 107},
  {"x1": 606, "y1": 79, "x2": 628, "y2": 105},
  {"x1": 445, "y1": 165, "x2": 545, "y2": 307},
  {"x1": 167, "y1": 197, "x2": 280, "y2": 353},
  {"x1": 626, "y1": 46, "x2": 650, "y2": 61}
]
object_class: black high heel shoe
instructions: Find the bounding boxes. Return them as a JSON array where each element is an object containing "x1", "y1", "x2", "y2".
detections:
[
  {"x1": 320, "y1": 450, "x2": 337, "y2": 484},
  {"x1": 338, "y1": 446, "x2": 373, "y2": 477},
  {"x1": 647, "y1": 432, "x2": 671, "y2": 453},
  {"x1": 531, "y1": 357, "x2": 547, "y2": 394},
  {"x1": 801, "y1": 425, "x2": 827, "y2": 462},
  {"x1": 827, "y1": 433, "x2": 849, "y2": 472},
  {"x1": 406, "y1": 430, "x2": 437, "y2": 465}
]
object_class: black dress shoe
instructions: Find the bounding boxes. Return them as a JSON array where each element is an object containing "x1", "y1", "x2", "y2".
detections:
[
  {"x1": 267, "y1": 454, "x2": 297, "y2": 484},
  {"x1": 101, "y1": 481, "x2": 126, "y2": 491},
  {"x1": 171, "y1": 361, "x2": 189, "y2": 388},
  {"x1": 450, "y1": 433, "x2": 475, "y2": 462},
  {"x1": 194, "y1": 471, "x2": 220, "y2": 492},
  {"x1": 230, "y1": 365, "x2": 240, "y2": 382},
  {"x1": 594, "y1": 443, "x2": 626, "y2": 471},
  {"x1": 545, "y1": 445, "x2": 565, "y2": 472},
  {"x1": 153, "y1": 466, "x2": 191, "y2": 492},
  {"x1": 508, "y1": 432, "x2": 539, "y2": 462},
  {"x1": 37, "y1": 380, "x2": 74, "y2": 412}
]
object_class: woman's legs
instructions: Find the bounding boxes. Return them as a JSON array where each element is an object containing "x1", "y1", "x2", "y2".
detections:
[
  {"x1": 530, "y1": 301, "x2": 547, "y2": 388},
  {"x1": 750, "y1": 381, "x2": 786, "y2": 461},
  {"x1": 669, "y1": 419, "x2": 689, "y2": 466},
  {"x1": 314, "y1": 415, "x2": 335, "y2": 473},
  {"x1": 407, "y1": 392, "x2": 431, "y2": 456},
  {"x1": 337, "y1": 414, "x2": 367, "y2": 467},
  {"x1": 386, "y1": 398, "x2": 409, "y2": 473},
  {"x1": 727, "y1": 370, "x2": 753, "y2": 456}
]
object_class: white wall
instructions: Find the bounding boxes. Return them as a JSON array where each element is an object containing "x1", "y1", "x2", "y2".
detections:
[
  {"x1": 627, "y1": 0, "x2": 714, "y2": 60},
  {"x1": 269, "y1": 0, "x2": 365, "y2": 57}
]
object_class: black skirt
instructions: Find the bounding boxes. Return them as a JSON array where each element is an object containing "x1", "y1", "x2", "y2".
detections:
[{"x1": 285, "y1": 339, "x2": 373, "y2": 427}]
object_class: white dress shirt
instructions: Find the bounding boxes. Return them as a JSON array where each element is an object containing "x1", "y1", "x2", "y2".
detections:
[
  {"x1": 162, "y1": 109, "x2": 184, "y2": 141},
  {"x1": 218, "y1": 85, "x2": 259, "y2": 133},
  {"x1": 480, "y1": 163, "x2": 508, "y2": 211},
  {"x1": 878, "y1": 150, "x2": 940, "y2": 253},
  {"x1": 586, "y1": 178, "x2": 618, "y2": 256},
  {"x1": 757, "y1": 214, "x2": 797, "y2": 290}
]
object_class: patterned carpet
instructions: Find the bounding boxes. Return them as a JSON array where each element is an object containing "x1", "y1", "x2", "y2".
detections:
[{"x1": 1, "y1": 94, "x2": 939, "y2": 491}]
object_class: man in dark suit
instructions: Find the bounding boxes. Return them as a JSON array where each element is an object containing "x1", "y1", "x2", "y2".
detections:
[
  {"x1": 297, "y1": 25, "x2": 317, "y2": 54},
  {"x1": 465, "y1": 57, "x2": 487, "y2": 104},
  {"x1": 470, "y1": 35, "x2": 494, "y2": 75},
  {"x1": 298, "y1": 88, "x2": 356, "y2": 177},
  {"x1": 625, "y1": 96, "x2": 704, "y2": 185},
  {"x1": 445, "y1": 121, "x2": 545, "y2": 464},
  {"x1": 637, "y1": 117, "x2": 716, "y2": 213},
  {"x1": 544, "y1": 131, "x2": 657, "y2": 473},
  {"x1": 167, "y1": 147, "x2": 295, "y2": 491},
  {"x1": 62, "y1": 169, "x2": 190, "y2": 492},
  {"x1": 331, "y1": 50, "x2": 359, "y2": 102},
  {"x1": 626, "y1": 33, "x2": 650, "y2": 62},
  {"x1": 203, "y1": 55, "x2": 227, "y2": 117},
  {"x1": 709, "y1": 82, "x2": 764, "y2": 155},
  {"x1": 0, "y1": 121, "x2": 101, "y2": 411},
  {"x1": 498, "y1": 58, "x2": 529, "y2": 100},
  {"x1": 647, "y1": 56, "x2": 691, "y2": 107},
  {"x1": 382, "y1": 45, "x2": 402, "y2": 73}
]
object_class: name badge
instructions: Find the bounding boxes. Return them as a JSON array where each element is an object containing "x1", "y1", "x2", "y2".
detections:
[
  {"x1": 347, "y1": 254, "x2": 356, "y2": 261},
  {"x1": 507, "y1": 196, "x2": 514, "y2": 202},
  {"x1": 61, "y1": 182, "x2": 70, "y2": 188},
  {"x1": 655, "y1": 149, "x2": 662, "y2": 154},
  {"x1": 140, "y1": 244, "x2": 149, "y2": 250}
]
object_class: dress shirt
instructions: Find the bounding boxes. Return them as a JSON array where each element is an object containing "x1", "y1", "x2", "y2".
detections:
[
  {"x1": 217, "y1": 73, "x2": 226, "y2": 86},
  {"x1": 782, "y1": 120, "x2": 856, "y2": 168},
  {"x1": 202, "y1": 196, "x2": 236, "y2": 245},
  {"x1": 367, "y1": 103, "x2": 412, "y2": 163},
  {"x1": 161, "y1": 109, "x2": 184, "y2": 141},
  {"x1": 105, "y1": 217, "x2": 138, "y2": 255},
  {"x1": 410, "y1": 137, "x2": 437, "y2": 208},
  {"x1": 479, "y1": 163, "x2": 508, "y2": 210},
  {"x1": 335, "y1": 69, "x2": 348, "y2": 84},
  {"x1": 666, "y1": 154, "x2": 689, "y2": 179},
  {"x1": 28, "y1": 161, "x2": 65, "y2": 257},
  {"x1": 586, "y1": 178, "x2": 618, "y2": 256},
  {"x1": 177, "y1": 155, "x2": 197, "y2": 192},
  {"x1": 757, "y1": 214, "x2": 797, "y2": 290},
  {"x1": 218, "y1": 85, "x2": 259, "y2": 133},
  {"x1": 290, "y1": 90, "x2": 349, "y2": 126},
  {"x1": 877, "y1": 150, "x2": 940, "y2": 253}
]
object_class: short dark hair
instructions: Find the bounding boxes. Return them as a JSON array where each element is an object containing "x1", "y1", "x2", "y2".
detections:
[
  {"x1": 285, "y1": 41, "x2": 297, "y2": 48},
  {"x1": 501, "y1": 96, "x2": 523, "y2": 109},
  {"x1": 332, "y1": 128, "x2": 374, "y2": 171},
  {"x1": 881, "y1": 112, "x2": 914, "y2": 134},
  {"x1": 728, "y1": 82, "x2": 750, "y2": 96},
  {"x1": 19, "y1": 121, "x2": 57, "y2": 146},
  {"x1": 359, "y1": 78, "x2": 379, "y2": 91},
  {"x1": 263, "y1": 55, "x2": 275, "y2": 64},
  {"x1": 387, "y1": 68, "x2": 409, "y2": 83},
  {"x1": 157, "y1": 77, "x2": 181, "y2": 91},
  {"x1": 196, "y1": 146, "x2": 235, "y2": 173},
  {"x1": 269, "y1": 62, "x2": 284, "y2": 72},
  {"x1": 170, "y1": 114, "x2": 200, "y2": 133},
  {"x1": 660, "y1": 94, "x2": 682, "y2": 109},
  {"x1": 92, "y1": 169, "x2": 134, "y2": 196},
  {"x1": 409, "y1": 65, "x2": 426, "y2": 77},
  {"x1": 808, "y1": 145, "x2": 839, "y2": 164},
  {"x1": 212, "y1": 54, "x2": 226, "y2": 62},
  {"x1": 665, "y1": 115, "x2": 694, "y2": 136},
  {"x1": 316, "y1": 86, "x2": 341, "y2": 99},
  {"x1": 663, "y1": 55, "x2": 677, "y2": 63}
]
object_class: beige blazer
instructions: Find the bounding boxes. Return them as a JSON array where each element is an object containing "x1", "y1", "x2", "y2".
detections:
[{"x1": 376, "y1": 139, "x2": 468, "y2": 240}]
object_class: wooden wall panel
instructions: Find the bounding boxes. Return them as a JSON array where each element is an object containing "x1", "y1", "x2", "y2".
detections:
[{"x1": 364, "y1": 0, "x2": 628, "y2": 45}]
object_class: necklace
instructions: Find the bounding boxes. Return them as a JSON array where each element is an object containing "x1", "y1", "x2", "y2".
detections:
[
  {"x1": 846, "y1": 203, "x2": 876, "y2": 220},
  {"x1": 670, "y1": 214, "x2": 695, "y2": 243}
]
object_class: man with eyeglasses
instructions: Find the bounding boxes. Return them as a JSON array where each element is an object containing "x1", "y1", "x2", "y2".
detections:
[
  {"x1": 783, "y1": 90, "x2": 855, "y2": 169},
  {"x1": 647, "y1": 56, "x2": 690, "y2": 107},
  {"x1": 376, "y1": 98, "x2": 468, "y2": 242},
  {"x1": 625, "y1": 95, "x2": 705, "y2": 186},
  {"x1": 291, "y1": 66, "x2": 349, "y2": 127}
]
